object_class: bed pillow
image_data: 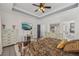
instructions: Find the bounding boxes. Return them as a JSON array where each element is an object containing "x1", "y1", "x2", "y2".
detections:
[{"x1": 57, "y1": 39, "x2": 68, "y2": 49}]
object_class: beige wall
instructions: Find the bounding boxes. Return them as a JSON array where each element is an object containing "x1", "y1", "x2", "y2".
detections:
[{"x1": 0, "y1": 16, "x2": 2, "y2": 54}]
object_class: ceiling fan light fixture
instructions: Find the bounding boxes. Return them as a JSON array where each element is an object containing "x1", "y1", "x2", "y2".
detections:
[
  {"x1": 40, "y1": 7, "x2": 44, "y2": 10},
  {"x1": 38, "y1": 8, "x2": 42, "y2": 13},
  {"x1": 38, "y1": 8, "x2": 41, "y2": 12},
  {"x1": 39, "y1": 7, "x2": 45, "y2": 12},
  {"x1": 32, "y1": 3, "x2": 51, "y2": 13}
]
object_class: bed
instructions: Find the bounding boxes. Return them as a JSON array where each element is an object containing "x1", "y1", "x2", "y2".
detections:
[{"x1": 15, "y1": 38, "x2": 79, "y2": 56}]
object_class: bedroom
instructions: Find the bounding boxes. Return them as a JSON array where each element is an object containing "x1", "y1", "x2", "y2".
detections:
[{"x1": 0, "y1": 3, "x2": 79, "y2": 56}]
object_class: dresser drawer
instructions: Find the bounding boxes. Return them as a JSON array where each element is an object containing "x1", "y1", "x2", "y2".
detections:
[
  {"x1": 2, "y1": 42, "x2": 7, "y2": 47},
  {"x1": 2, "y1": 29, "x2": 18, "y2": 47}
]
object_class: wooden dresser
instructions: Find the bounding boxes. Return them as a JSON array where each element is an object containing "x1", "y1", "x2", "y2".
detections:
[{"x1": 2, "y1": 27, "x2": 18, "y2": 47}]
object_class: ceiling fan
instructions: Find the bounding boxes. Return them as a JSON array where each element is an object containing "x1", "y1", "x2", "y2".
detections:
[{"x1": 32, "y1": 3, "x2": 51, "y2": 13}]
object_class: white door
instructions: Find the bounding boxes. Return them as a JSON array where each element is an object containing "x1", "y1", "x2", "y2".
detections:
[{"x1": 0, "y1": 16, "x2": 2, "y2": 54}]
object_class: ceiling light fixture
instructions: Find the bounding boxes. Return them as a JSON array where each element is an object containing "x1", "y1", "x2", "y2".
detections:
[{"x1": 32, "y1": 3, "x2": 51, "y2": 13}]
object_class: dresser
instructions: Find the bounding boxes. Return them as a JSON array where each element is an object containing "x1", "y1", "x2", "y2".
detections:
[
  {"x1": 2, "y1": 28, "x2": 18, "y2": 47},
  {"x1": 0, "y1": 16, "x2": 2, "y2": 54}
]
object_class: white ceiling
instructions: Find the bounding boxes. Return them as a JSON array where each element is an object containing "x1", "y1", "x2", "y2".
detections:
[
  {"x1": 14, "y1": 3, "x2": 70, "y2": 15},
  {"x1": 0, "y1": 3, "x2": 78, "y2": 18}
]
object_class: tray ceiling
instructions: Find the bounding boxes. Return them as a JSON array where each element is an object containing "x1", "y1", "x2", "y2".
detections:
[
  {"x1": 12, "y1": 3, "x2": 78, "y2": 18},
  {"x1": 0, "y1": 3, "x2": 78, "y2": 18}
]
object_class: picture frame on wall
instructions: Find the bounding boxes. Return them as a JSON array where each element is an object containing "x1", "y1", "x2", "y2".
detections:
[
  {"x1": 22, "y1": 22, "x2": 32, "y2": 30},
  {"x1": 50, "y1": 24, "x2": 59, "y2": 33},
  {"x1": 70, "y1": 23, "x2": 75, "y2": 33},
  {"x1": 50, "y1": 24, "x2": 55, "y2": 33}
]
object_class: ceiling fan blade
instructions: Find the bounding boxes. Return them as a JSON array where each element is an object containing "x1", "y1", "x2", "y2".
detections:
[
  {"x1": 42, "y1": 9, "x2": 44, "y2": 13},
  {"x1": 32, "y1": 4, "x2": 39, "y2": 7},
  {"x1": 44, "y1": 6, "x2": 51, "y2": 9},
  {"x1": 35, "y1": 9, "x2": 38, "y2": 12}
]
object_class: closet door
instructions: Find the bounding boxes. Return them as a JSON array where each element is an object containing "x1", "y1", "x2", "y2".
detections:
[{"x1": 0, "y1": 16, "x2": 2, "y2": 54}]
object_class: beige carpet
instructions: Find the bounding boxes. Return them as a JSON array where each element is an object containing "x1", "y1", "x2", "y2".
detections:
[{"x1": 0, "y1": 45, "x2": 16, "y2": 56}]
